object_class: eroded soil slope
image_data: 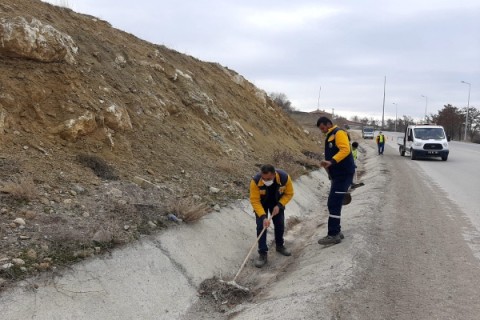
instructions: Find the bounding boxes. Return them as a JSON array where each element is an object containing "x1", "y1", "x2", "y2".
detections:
[{"x1": 0, "y1": 0, "x2": 319, "y2": 288}]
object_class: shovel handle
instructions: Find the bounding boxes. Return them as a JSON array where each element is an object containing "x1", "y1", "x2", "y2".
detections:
[{"x1": 232, "y1": 215, "x2": 273, "y2": 283}]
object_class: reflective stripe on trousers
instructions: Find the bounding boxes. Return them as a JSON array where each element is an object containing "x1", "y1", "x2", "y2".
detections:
[{"x1": 327, "y1": 174, "x2": 354, "y2": 235}]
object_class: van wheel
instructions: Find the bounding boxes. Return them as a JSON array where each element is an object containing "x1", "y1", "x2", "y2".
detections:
[
  {"x1": 441, "y1": 155, "x2": 448, "y2": 161},
  {"x1": 410, "y1": 149, "x2": 416, "y2": 160}
]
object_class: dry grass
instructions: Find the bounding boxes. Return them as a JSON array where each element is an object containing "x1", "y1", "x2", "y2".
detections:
[
  {"x1": 215, "y1": 158, "x2": 236, "y2": 174},
  {"x1": 271, "y1": 149, "x2": 305, "y2": 179},
  {"x1": 167, "y1": 197, "x2": 212, "y2": 223},
  {"x1": 0, "y1": 175, "x2": 38, "y2": 201},
  {"x1": 112, "y1": 202, "x2": 167, "y2": 235},
  {"x1": 0, "y1": 158, "x2": 21, "y2": 180},
  {"x1": 298, "y1": 156, "x2": 321, "y2": 170}
]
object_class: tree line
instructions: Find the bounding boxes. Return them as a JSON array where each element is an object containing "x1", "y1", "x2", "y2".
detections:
[
  {"x1": 430, "y1": 105, "x2": 479, "y2": 142},
  {"x1": 359, "y1": 105, "x2": 479, "y2": 142},
  {"x1": 269, "y1": 92, "x2": 479, "y2": 143}
]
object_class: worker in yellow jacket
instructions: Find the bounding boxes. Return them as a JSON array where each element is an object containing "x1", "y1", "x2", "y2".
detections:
[
  {"x1": 317, "y1": 117, "x2": 355, "y2": 245},
  {"x1": 250, "y1": 164, "x2": 294, "y2": 268}
]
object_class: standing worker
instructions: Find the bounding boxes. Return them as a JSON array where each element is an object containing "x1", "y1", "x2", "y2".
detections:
[
  {"x1": 376, "y1": 131, "x2": 385, "y2": 155},
  {"x1": 250, "y1": 164, "x2": 294, "y2": 268},
  {"x1": 351, "y1": 141, "x2": 361, "y2": 187},
  {"x1": 317, "y1": 117, "x2": 355, "y2": 245}
]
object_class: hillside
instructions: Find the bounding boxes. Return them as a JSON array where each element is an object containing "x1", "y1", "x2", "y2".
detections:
[
  {"x1": 0, "y1": 0, "x2": 319, "y2": 286},
  {"x1": 290, "y1": 110, "x2": 364, "y2": 134}
]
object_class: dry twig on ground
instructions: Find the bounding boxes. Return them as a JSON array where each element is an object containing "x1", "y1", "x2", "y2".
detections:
[
  {"x1": 0, "y1": 175, "x2": 38, "y2": 201},
  {"x1": 167, "y1": 197, "x2": 212, "y2": 223}
]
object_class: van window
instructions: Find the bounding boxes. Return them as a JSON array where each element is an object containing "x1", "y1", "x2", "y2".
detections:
[{"x1": 413, "y1": 128, "x2": 445, "y2": 140}]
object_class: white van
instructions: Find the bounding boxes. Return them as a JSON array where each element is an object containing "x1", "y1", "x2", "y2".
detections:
[
  {"x1": 397, "y1": 124, "x2": 449, "y2": 161},
  {"x1": 362, "y1": 126, "x2": 375, "y2": 139}
]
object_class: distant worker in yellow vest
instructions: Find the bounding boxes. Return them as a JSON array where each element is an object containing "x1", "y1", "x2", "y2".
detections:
[
  {"x1": 376, "y1": 132, "x2": 385, "y2": 155},
  {"x1": 351, "y1": 142, "x2": 359, "y2": 163}
]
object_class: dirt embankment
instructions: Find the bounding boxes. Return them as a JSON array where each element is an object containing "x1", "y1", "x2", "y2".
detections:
[{"x1": 0, "y1": 0, "x2": 320, "y2": 288}]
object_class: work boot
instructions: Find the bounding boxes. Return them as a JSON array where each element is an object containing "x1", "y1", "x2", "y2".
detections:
[
  {"x1": 276, "y1": 246, "x2": 291, "y2": 256},
  {"x1": 254, "y1": 253, "x2": 267, "y2": 268},
  {"x1": 317, "y1": 234, "x2": 342, "y2": 245},
  {"x1": 339, "y1": 231, "x2": 344, "y2": 239}
]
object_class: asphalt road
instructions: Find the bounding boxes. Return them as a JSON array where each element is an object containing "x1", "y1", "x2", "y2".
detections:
[{"x1": 383, "y1": 132, "x2": 480, "y2": 258}]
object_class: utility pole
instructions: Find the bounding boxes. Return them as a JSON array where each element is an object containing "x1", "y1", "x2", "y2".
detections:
[
  {"x1": 392, "y1": 102, "x2": 398, "y2": 132},
  {"x1": 421, "y1": 95, "x2": 428, "y2": 123},
  {"x1": 461, "y1": 81, "x2": 471, "y2": 141},
  {"x1": 382, "y1": 76, "x2": 386, "y2": 129}
]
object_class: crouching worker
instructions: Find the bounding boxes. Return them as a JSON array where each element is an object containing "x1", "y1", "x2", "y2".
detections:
[{"x1": 250, "y1": 164, "x2": 294, "y2": 268}]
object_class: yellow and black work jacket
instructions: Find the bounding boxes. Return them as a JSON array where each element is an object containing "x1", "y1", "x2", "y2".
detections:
[
  {"x1": 325, "y1": 126, "x2": 355, "y2": 178},
  {"x1": 249, "y1": 169, "x2": 294, "y2": 218}
]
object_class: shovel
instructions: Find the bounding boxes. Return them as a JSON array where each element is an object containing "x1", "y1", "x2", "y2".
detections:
[
  {"x1": 351, "y1": 170, "x2": 365, "y2": 189},
  {"x1": 335, "y1": 191, "x2": 352, "y2": 205},
  {"x1": 220, "y1": 215, "x2": 273, "y2": 292}
]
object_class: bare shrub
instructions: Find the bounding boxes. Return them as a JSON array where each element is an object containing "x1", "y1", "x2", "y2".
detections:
[
  {"x1": 272, "y1": 149, "x2": 295, "y2": 164},
  {"x1": 271, "y1": 150, "x2": 304, "y2": 179},
  {"x1": 0, "y1": 176, "x2": 38, "y2": 201},
  {"x1": 269, "y1": 92, "x2": 296, "y2": 113},
  {"x1": 302, "y1": 150, "x2": 323, "y2": 161},
  {"x1": 297, "y1": 156, "x2": 321, "y2": 170},
  {"x1": 215, "y1": 159, "x2": 236, "y2": 174},
  {"x1": 167, "y1": 197, "x2": 212, "y2": 223},
  {"x1": 45, "y1": 228, "x2": 91, "y2": 264},
  {"x1": 77, "y1": 154, "x2": 119, "y2": 180}
]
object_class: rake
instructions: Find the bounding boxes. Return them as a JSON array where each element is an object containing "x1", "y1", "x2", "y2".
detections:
[{"x1": 219, "y1": 215, "x2": 273, "y2": 292}]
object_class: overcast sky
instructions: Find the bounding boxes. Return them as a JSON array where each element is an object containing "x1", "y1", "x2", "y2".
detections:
[{"x1": 45, "y1": 0, "x2": 480, "y2": 121}]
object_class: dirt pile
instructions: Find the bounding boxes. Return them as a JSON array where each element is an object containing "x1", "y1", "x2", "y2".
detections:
[
  {"x1": 0, "y1": 0, "x2": 319, "y2": 288},
  {"x1": 197, "y1": 278, "x2": 253, "y2": 313}
]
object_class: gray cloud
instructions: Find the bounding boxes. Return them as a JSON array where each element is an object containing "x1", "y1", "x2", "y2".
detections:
[{"x1": 45, "y1": 0, "x2": 480, "y2": 120}]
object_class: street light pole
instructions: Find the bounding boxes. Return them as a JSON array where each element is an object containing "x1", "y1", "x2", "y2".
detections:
[
  {"x1": 461, "y1": 81, "x2": 471, "y2": 141},
  {"x1": 392, "y1": 102, "x2": 398, "y2": 132},
  {"x1": 382, "y1": 76, "x2": 386, "y2": 129},
  {"x1": 421, "y1": 95, "x2": 428, "y2": 122}
]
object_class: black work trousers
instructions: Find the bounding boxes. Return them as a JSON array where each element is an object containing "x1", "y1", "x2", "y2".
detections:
[
  {"x1": 327, "y1": 174, "x2": 354, "y2": 236},
  {"x1": 256, "y1": 206, "x2": 285, "y2": 254}
]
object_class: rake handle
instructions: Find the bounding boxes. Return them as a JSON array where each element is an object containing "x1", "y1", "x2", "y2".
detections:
[{"x1": 232, "y1": 215, "x2": 273, "y2": 283}]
